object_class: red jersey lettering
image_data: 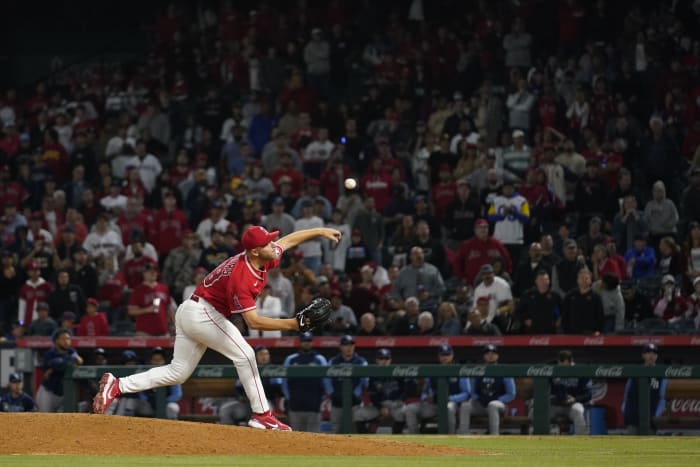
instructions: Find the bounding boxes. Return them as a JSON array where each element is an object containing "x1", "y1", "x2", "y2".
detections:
[{"x1": 193, "y1": 245, "x2": 284, "y2": 317}]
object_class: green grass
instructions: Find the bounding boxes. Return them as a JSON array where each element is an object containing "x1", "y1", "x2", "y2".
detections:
[{"x1": 1, "y1": 436, "x2": 698, "y2": 466}]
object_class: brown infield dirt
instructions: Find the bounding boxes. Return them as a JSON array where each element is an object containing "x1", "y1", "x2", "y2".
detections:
[{"x1": 0, "y1": 413, "x2": 488, "y2": 456}]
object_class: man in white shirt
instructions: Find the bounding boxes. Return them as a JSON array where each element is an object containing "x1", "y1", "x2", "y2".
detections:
[
  {"x1": 82, "y1": 212, "x2": 125, "y2": 272},
  {"x1": 134, "y1": 140, "x2": 162, "y2": 193},
  {"x1": 473, "y1": 264, "x2": 513, "y2": 324},
  {"x1": 293, "y1": 200, "x2": 324, "y2": 273},
  {"x1": 195, "y1": 200, "x2": 230, "y2": 248},
  {"x1": 303, "y1": 127, "x2": 334, "y2": 178}
]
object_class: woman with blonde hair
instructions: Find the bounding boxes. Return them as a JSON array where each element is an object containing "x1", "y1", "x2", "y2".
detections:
[{"x1": 436, "y1": 302, "x2": 462, "y2": 336}]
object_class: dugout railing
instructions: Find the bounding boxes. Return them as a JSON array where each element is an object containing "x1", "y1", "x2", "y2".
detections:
[{"x1": 64, "y1": 364, "x2": 700, "y2": 435}]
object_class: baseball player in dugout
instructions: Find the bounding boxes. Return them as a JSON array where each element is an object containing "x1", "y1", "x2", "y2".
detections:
[{"x1": 94, "y1": 226, "x2": 339, "y2": 431}]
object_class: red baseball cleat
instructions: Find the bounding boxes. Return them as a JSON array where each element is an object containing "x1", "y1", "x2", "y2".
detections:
[
  {"x1": 248, "y1": 411, "x2": 292, "y2": 431},
  {"x1": 93, "y1": 372, "x2": 121, "y2": 414}
]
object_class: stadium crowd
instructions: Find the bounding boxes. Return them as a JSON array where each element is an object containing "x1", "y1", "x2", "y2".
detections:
[{"x1": 2, "y1": 0, "x2": 700, "y2": 343}]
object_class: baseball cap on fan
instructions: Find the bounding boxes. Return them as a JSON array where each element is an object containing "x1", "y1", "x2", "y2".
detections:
[{"x1": 241, "y1": 226, "x2": 279, "y2": 250}]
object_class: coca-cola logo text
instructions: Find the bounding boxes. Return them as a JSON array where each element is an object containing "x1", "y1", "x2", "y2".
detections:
[
  {"x1": 583, "y1": 337, "x2": 605, "y2": 346},
  {"x1": 526, "y1": 366, "x2": 554, "y2": 377},
  {"x1": 391, "y1": 366, "x2": 419, "y2": 377},
  {"x1": 665, "y1": 367, "x2": 693, "y2": 378},
  {"x1": 670, "y1": 399, "x2": 700, "y2": 414},
  {"x1": 327, "y1": 366, "x2": 353, "y2": 377},
  {"x1": 594, "y1": 366, "x2": 624, "y2": 377},
  {"x1": 459, "y1": 365, "x2": 487, "y2": 377}
]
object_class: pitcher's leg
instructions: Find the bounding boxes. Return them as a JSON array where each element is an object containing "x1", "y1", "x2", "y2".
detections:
[
  {"x1": 119, "y1": 303, "x2": 206, "y2": 394},
  {"x1": 199, "y1": 307, "x2": 269, "y2": 414}
]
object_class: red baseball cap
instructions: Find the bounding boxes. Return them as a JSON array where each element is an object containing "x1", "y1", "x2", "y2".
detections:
[
  {"x1": 241, "y1": 226, "x2": 279, "y2": 250},
  {"x1": 87, "y1": 298, "x2": 99, "y2": 307},
  {"x1": 474, "y1": 218, "x2": 489, "y2": 227}
]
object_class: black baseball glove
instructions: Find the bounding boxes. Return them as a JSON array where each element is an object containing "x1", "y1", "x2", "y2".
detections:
[{"x1": 295, "y1": 297, "x2": 332, "y2": 332}]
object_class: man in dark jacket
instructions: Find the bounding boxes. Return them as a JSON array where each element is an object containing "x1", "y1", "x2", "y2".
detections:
[
  {"x1": 282, "y1": 332, "x2": 332, "y2": 432},
  {"x1": 531, "y1": 350, "x2": 591, "y2": 435},
  {"x1": 551, "y1": 239, "x2": 587, "y2": 296},
  {"x1": 516, "y1": 269, "x2": 561, "y2": 334},
  {"x1": 327, "y1": 335, "x2": 368, "y2": 433},
  {"x1": 354, "y1": 348, "x2": 415, "y2": 433},
  {"x1": 561, "y1": 269, "x2": 605, "y2": 334}
]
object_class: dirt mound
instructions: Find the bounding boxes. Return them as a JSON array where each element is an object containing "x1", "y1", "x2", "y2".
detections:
[{"x1": 0, "y1": 413, "x2": 485, "y2": 456}]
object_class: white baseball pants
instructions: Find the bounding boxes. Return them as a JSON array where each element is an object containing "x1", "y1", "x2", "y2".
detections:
[{"x1": 118, "y1": 297, "x2": 269, "y2": 414}]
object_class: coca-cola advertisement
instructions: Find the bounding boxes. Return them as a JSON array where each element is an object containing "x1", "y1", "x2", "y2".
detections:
[{"x1": 668, "y1": 399, "x2": 700, "y2": 416}]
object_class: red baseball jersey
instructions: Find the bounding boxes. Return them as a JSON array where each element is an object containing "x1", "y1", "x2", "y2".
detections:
[
  {"x1": 123, "y1": 256, "x2": 158, "y2": 289},
  {"x1": 129, "y1": 282, "x2": 171, "y2": 336},
  {"x1": 18, "y1": 280, "x2": 54, "y2": 325},
  {"x1": 77, "y1": 312, "x2": 110, "y2": 337},
  {"x1": 193, "y1": 244, "x2": 284, "y2": 317}
]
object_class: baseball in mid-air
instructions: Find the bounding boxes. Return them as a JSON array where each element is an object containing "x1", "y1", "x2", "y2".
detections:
[{"x1": 344, "y1": 178, "x2": 357, "y2": 190}]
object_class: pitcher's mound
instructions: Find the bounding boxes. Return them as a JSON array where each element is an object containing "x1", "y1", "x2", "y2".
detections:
[{"x1": 0, "y1": 413, "x2": 486, "y2": 456}]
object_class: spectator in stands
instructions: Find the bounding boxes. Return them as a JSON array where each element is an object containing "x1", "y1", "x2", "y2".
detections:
[
  {"x1": 266, "y1": 266, "x2": 295, "y2": 317},
  {"x1": 435, "y1": 302, "x2": 461, "y2": 336},
  {"x1": 622, "y1": 344, "x2": 667, "y2": 435},
  {"x1": 71, "y1": 246, "x2": 98, "y2": 300},
  {"x1": 18, "y1": 261, "x2": 53, "y2": 327},
  {"x1": 657, "y1": 236, "x2": 684, "y2": 279},
  {"x1": 473, "y1": 264, "x2": 514, "y2": 333},
  {"x1": 487, "y1": 180, "x2": 530, "y2": 264},
  {"x1": 681, "y1": 169, "x2": 700, "y2": 226},
  {"x1": 516, "y1": 269, "x2": 561, "y2": 334},
  {"x1": 325, "y1": 290, "x2": 357, "y2": 336},
  {"x1": 390, "y1": 296, "x2": 422, "y2": 336},
  {"x1": 284, "y1": 249, "x2": 317, "y2": 309},
  {"x1": 591, "y1": 243, "x2": 622, "y2": 282},
  {"x1": 282, "y1": 332, "x2": 332, "y2": 432},
  {"x1": 127, "y1": 262, "x2": 174, "y2": 336},
  {"x1": 561, "y1": 269, "x2": 605, "y2": 335},
  {"x1": 27, "y1": 302, "x2": 57, "y2": 337},
  {"x1": 247, "y1": 285, "x2": 285, "y2": 338},
  {"x1": 82, "y1": 212, "x2": 124, "y2": 273},
  {"x1": 459, "y1": 345, "x2": 516, "y2": 435},
  {"x1": 356, "y1": 348, "x2": 409, "y2": 433},
  {"x1": 53, "y1": 225, "x2": 80, "y2": 271},
  {"x1": 199, "y1": 228, "x2": 234, "y2": 271},
  {"x1": 624, "y1": 234, "x2": 656, "y2": 279},
  {"x1": 0, "y1": 250, "x2": 21, "y2": 331},
  {"x1": 357, "y1": 312, "x2": 384, "y2": 336},
  {"x1": 352, "y1": 197, "x2": 385, "y2": 266},
  {"x1": 196, "y1": 200, "x2": 229, "y2": 249},
  {"x1": 531, "y1": 350, "x2": 591, "y2": 435},
  {"x1": 576, "y1": 217, "x2": 608, "y2": 260},
  {"x1": 328, "y1": 335, "x2": 368, "y2": 433},
  {"x1": 404, "y1": 344, "x2": 470, "y2": 435},
  {"x1": 161, "y1": 230, "x2": 201, "y2": 301},
  {"x1": 593, "y1": 273, "x2": 625, "y2": 333},
  {"x1": 454, "y1": 219, "x2": 512, "y2": 286},
  {"x1": 464, "y1": 303, "x2": 502, "y2": 336},
  {"x1": 0, "y1": 372, "x2": 36, "y2": 412},
  {"x1": 294, "y1": 201, "x2": 324, "y2": 274},
  {"x1": 644, "y1": 181, "x2": 678, "y2": 249},
  {"x1": 150, "y1": 191, "x2": 189, "y2": 257},
  {"x1": 613, "y1": 195, "x2": 647, "y2": 254},
  {"x1": 261, "y1": 197, "x2": 295, "y2": 238},
  {"x1": 391, "y1": 247, "x2": 445, "y2": 303},
  {"x1": 513, "y1": 242, "x2": 552, "y2": 297},
  {"x1": 77, "y1": 298, "x2": 109, "y2": 337},
  {"x1": 652, "y1": 275, "x2": 689, "y2": 324},
  {"x1": 621, "y1": 279, "x2": 653, "y2": 328},
  {"x1": 551, "y1": 239, "x2": 586, "y2": 296},
  {"x1": 322, "y1": 208, "x2": 351, "y2": 273},
  {"x1": 36, "y1": 328, "x2": 83, "y2": 412}
]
